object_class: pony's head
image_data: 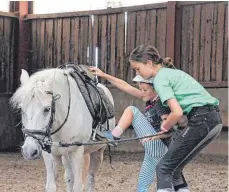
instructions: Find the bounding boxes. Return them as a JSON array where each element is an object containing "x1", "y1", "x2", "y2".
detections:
[{"x1": 10, "y1": 69, "x2": 68, "y2": 160}]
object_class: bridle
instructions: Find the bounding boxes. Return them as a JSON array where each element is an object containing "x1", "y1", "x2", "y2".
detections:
[{"x1": 22, "y1": 73, "x2": 71, "y2": 153}]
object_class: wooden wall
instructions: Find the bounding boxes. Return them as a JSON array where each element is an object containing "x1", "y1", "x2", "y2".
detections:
[
  {"x1": 26, "y1": 2, "x2": 228, "y2": 87},
  {"x1": 177, "y1": 1, "x2": 228, "y2": 87},
  {"x1": 0, "y1": 12, "x2": 21, "y2": 150}
]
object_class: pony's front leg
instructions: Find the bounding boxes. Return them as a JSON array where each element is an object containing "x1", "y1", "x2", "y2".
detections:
[
  {"x1": 62, "y1": 155, "x2": 74, "y2": 192},
  {"x1": 42, "y1": 151, "x2": 57, "y2": 192},
  {"x1": 82, "y1": 154, "x2": 90, "y2": 190},
  {"x1": 69, "y1": 146, "x2": 84, "y2": 192}
]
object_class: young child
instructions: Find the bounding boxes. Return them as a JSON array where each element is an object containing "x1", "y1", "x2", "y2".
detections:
[
  {"x1": 128, "y1": 44, "x2": 222, "y2": 192},
  {"x1": 89, "y1": 66, "x2": 187, "y2": 192}
]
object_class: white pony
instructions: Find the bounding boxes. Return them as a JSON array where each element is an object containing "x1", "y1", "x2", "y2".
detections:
[{"x1": 10, "y1": 67, "x2": 115, "y2": 192}]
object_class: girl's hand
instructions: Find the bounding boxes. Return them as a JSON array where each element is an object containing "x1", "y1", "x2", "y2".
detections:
[
  {"x1": 88, "y1": 66, "x2": 106, "y2": 78},
  {"x1": 160, "y1": 121, "x2": 171, "y2": 132}
]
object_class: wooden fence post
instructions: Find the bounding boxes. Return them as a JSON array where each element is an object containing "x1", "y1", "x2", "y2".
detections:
[
  {"x1": 166, "y1": 1, "x2": 177, "y2": 65},
  {"x1": 9, "y1": 1, "x2": 33, "y2": 86}
]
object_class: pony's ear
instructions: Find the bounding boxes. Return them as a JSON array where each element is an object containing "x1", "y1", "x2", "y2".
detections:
[{"x1": 20, "y1": 69, "x2": 29, "y2": 85}]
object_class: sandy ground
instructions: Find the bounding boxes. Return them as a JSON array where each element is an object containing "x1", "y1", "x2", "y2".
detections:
[{"x1": 0, "y1": 152, "x2": 227, "y2": 192}]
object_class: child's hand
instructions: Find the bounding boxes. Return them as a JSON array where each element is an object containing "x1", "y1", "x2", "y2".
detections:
[
  {"x1": 88, "y1": 67, "x2": 105, "y2": 77},
  {"x1": 160, "y1": 121, "x2": 170, "y2": 132},
  {"x1": 177, "y1": 115, "x2": 188, "y2": 127}
]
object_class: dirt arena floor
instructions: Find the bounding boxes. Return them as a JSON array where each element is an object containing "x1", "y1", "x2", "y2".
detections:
[{"x1": 0, "y1": 152, "x2": 227, "y2": 192}]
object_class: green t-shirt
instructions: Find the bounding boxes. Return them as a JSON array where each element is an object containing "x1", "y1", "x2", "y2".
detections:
[{"x1": 153, "y1": 68, "x2": 219, "y2": 114}]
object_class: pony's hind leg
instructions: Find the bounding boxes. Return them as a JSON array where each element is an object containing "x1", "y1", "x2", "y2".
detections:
[
  {"x1": 62, "y1": 155, "x2": 74, "y2": 192},
  {"x1": 86, "y1": 145, "x2": 106, "y2": 192},
  {"x1": 42, "y1": 151, "x2": 57, "y2": 192}
]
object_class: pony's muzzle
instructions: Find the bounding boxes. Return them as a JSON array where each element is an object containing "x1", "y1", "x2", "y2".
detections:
[{"x1": 21, "y1": 137, "x2": 42, "y2": 160}]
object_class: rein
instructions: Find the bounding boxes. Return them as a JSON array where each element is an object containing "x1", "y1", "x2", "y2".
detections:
[{"x1": 44, "y1": 131, "x2": 172, "y2": 147}]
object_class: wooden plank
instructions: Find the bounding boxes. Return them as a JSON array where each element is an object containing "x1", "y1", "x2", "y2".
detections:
[
  {"x1": 181, "y1": 6, "x2": 189, "y2": 73},
  {"x1": 0, "y1": 17, "x2": 4, "y2": 81},
  {"x1": 44, "y1": 20, "x2": 49, "y2": 68},
  {"x1": 216, "y1": 2, "x2": 225, "y2": 82},
  {"x1": 204, "y1": 3, "x2": 213, "y2": 81},
  {"x1": 35, "y1": 20, "x2": 41, "y2": 70},
  {"x1": 97, "y1": 16, "x2": 102, "y2": 68},
  {"x1": 73, "y1": 17, "x2": 80, "y2": 63},
  {"x1": 25, "y1": 3, "x2": 168, "y2": 20},
  {"x1": 4, "y1": 18, "x2": 11, "y2": 93},
  {"x1": 69, "y1": 18, "x2": 75, "y2": 62},
  {"x1": 199, "y1": 5, "x2": 206, "y2": 81},
  {"x1": 116, "y1": 13, "x2": 125, "y2": 80},
  {"x1": 110, "y1": 14, "x2": 117, "y2": 77},
  {"x1": 52, "y1": 19, "x2": 63, "y2": 67},
  {"x1": 53, "y1": 19, "x2": 57, "y2": 67},
  {"x1": 126, "y1": 12, "x2": 136, "y2": 82},
  {"x1": 92, "y1": 16, "x2": 99, "y2": 66},
  {"x1": 79, "y1": 17, "x2": 89, "y2": 64},
  {"x1": 193, "y1": 5, "x2": 201, "y2": 79},
  {"x1": 200, "y1": 81, "x2": 228, "y2": 88},
  {"x1": 62, "y1": 18, "x2": 70, "y2": 63},
  {"x1": 223, "y1": 4, "x2": 228, "y2": 81},
  {"x1": 156, "y1": 9, "x2": 167, "y2": 57},
  {"x1": 9, "y1": 19, "x2": 16, "y2": 92},
  {"x1": 45, "y1": 19, "x2": 54, "y2": 67},
  {"x1": 56, "y1": 19, "x2": 62, "y2": 66},
  {"x1": 106, "y1": 14, "x2": 111, "y2": 76},
  {"x1": 136, "y1": 11, "x2": 141, "y2": 47},
  {"x1": 83, "y1": 17, "x2": 89, "y2": 64},
  {"x1": 166, "y1": 1, "x2": 176, "y2": 58},
  {"x1": 147, "y1": 10, "x2": 156, "y2": 46},
  {"x1": 101, "y1": 15, "x2": 107, "y2": 83},
  {"x1": 210, "y1": 4, "x2": 218, "y2": 81},
  {"x1": 177, "y1": 1, "x2": 227, "y2": 7},
  {"x1": 88, "y1": 16, "x2": 93, "y2": 65},
  {"x1": 0, "y1": 11, "x2": 18, "y2": 18},
  {"x1": 144, "y1": 11, "x2": 149, "y2": 44},
  {"x1": 188, "y1": 6, "x2": 194, "y2": 76},
  {"x1": 174, "y1": 5, "x2": 182, "y2": 69},
  {"x1": 31, "y1": 20, "x2": 37, "y2": 71},
  {"x1": 39, "y1": 20, "x2": 45, "y2": 69},
  {"x1": 159, "y1": 9, "x2": 167, "y2": 57},
  {"x1": 139, "y1": 11, "x2": 146, "y2": 44}
]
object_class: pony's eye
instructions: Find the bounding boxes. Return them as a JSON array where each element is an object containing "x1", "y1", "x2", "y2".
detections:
[{"x1": 43, "y1": 107, "x2": 51, "y2": 114}]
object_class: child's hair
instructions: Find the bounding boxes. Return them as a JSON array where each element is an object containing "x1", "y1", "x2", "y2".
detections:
[{"x1": 129, "y1": 45, "x2": 175, "y2": 69}]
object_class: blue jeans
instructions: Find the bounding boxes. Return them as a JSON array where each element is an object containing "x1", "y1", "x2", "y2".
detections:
[{"x1": 156, "y1": 105, "x2": 222, "y2": 192}]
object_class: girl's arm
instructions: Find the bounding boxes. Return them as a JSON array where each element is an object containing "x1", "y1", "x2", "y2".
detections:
[
  {"x1": 160, "y1": 98, "x2": 183, "y2": 132},
  {"x1": 89, "y1": 66, "x2": 142, "y2": 98}
]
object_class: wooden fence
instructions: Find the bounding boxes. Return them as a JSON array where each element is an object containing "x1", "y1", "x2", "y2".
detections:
[
  {"x1": 25, "y1": 1, "x2": 228, "y2": 87},
  {"x1": 0, "y1": 11, "x2": 20, "y2": 150},
  {"x1": 0, "y1": 1, "x2": 228, "y2": 150},
  {"x1": 177, "y1": 2, "x2": 228, "y2": 87}
]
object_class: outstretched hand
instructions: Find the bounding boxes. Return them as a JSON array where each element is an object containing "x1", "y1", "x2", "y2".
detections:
[{"x1": 88, "y1": 66, "x2": 106, "y2": 78}]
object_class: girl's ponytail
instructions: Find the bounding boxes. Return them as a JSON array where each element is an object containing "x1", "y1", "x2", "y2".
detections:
[{"x1": 162, "y1": 57, "x2": 176, "y2": 69}]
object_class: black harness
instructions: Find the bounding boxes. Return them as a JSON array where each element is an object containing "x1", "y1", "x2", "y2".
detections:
[
  {"x1": 22, "y1": 73, "x2": 71, "y2": 153},
  {"x1": 22, "y1": 64, "x2": 114, "y2": 153}
]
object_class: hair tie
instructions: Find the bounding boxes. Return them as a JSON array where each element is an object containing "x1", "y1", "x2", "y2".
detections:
[{"x1": 156, "y1": 58, "x2": 163, "y2": 64}]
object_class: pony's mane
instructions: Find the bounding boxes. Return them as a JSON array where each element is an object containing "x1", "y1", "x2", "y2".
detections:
[{"x1": 10, "y1": 68, "x2": 65, "y2": 109}]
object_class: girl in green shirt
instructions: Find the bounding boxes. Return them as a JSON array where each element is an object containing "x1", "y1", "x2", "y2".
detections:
[{"x1": 128, "y1": 45, "x2": 222, "y2": 192}]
